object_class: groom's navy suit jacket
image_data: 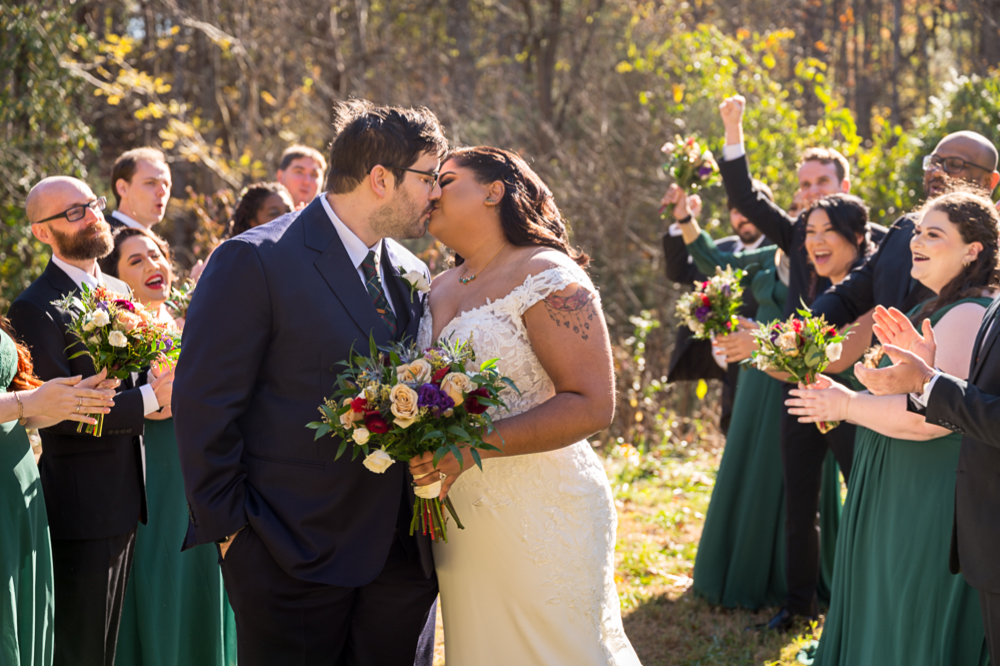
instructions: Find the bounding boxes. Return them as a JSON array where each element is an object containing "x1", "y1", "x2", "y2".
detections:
[{"x1": 173, "y1": 198, "x2": 432, "y2": 587}]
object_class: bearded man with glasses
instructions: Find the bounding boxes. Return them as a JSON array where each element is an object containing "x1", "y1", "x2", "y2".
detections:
[{"x1": 7, "y1": 176, "x2": 172, "y2": 666}]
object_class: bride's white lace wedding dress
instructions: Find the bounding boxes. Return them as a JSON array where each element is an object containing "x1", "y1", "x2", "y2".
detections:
[{"x1": 416, "y1": 264, "x2": 641, "y2": 666}]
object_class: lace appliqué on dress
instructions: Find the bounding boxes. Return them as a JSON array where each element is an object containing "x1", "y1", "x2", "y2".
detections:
[{"x1": 418, "y1": 265, "x2": 639, "y2": 665}]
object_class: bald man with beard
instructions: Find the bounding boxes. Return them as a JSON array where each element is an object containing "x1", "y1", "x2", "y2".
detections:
[{"x1": 7, "y1": 177, "x2": 173, "y2": 666}]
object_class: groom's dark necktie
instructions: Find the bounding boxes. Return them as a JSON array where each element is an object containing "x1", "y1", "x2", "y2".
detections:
[{"x1": 361, "y1": 250, "x2": 397, "y2": 337}]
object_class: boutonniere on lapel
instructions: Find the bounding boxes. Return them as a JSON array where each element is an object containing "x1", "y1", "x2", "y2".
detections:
[{"x1": 398, "y1": 267, "x2": 431, "y2": 303}]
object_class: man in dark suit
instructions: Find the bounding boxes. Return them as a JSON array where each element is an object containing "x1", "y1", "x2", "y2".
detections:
[
  {"x1": 811, "y1": 131, "x2": 1000, "y2": 328},
  {"x1": 107, "y1": 147, "x2": 172, "y2": 231},
  {"x1": 7, "y1": 176, "x2": 172, "y2": 666},
  {"x1": 661, "y1": 181, "x2": 774, "y2": 433},
  {"x1": 172, "y1": 101, "x2": 446, "y2": 666},
  {"x1": 855, "y1": 289, "x2": 1000, "y2": 662},
  {"x1": 717, "y1": 95, "x2": 889, "y2": 630}
]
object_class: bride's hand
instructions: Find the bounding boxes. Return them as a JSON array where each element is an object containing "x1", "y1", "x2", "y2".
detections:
[
  {"x1": 785, "y1": 375, "x2": 856, "y2": 423},
  {"x1": 409, "y1": 447, "x2": 474, "y2": 501}
]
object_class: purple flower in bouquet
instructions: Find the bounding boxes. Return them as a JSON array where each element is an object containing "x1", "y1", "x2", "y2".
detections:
[
  {"x1": 695, "y1": 305, "x2": 711, "y2": 323},
  {"x1": 698, "y1": 165, "x2": 714, "y2": 178},
  {"x1": 418, "y1": 383, "x2": 455, "y2": 416}
]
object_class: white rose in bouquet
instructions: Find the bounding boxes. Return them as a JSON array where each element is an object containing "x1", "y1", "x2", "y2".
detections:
[
  {"x1": 362, "y1": 447, "x2": 393, "y2": 473},
  {"x1": 825, "y1": 342, "x2": 843, "y2": 363}
]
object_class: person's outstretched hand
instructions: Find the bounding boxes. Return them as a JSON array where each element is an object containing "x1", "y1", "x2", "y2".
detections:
[
  {"x1": 719, "y1": 95, "x2": 746, "y2": 146},
  {"x1": 871, "y1": 305, "x2": 937, "y2": 367},
  {"x1": 855, "y1": 344, "x2": 935, "y2": 396}
]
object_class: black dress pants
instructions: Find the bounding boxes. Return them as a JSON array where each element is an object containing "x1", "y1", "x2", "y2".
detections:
[
  {"x1": 51, "y1": 529, "x2": 137, "y2": 666},
  {"x1": 221, "y1": 525, "x2": 438, "y2": 666},
  {"x1": 780, "y1": 384, "x2": 856, "y2": 617}
]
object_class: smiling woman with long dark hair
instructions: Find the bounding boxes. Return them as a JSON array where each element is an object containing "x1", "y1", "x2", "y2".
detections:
[
  {"x1": 787, "y1": 189, "x2": 999, "y2": 665},
  {"x1": 100, "y1": 225, "x2": 237, "y2": 666}
]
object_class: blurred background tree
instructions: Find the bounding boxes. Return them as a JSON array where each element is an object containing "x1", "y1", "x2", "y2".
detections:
[{"x1": 2, "y1": 0, "x2": 998, "y2": 445}]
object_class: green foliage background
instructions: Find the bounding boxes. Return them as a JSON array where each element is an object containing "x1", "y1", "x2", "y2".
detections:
[{"x1": 2, "y1": 0, "x2": 999, "y2": 444}]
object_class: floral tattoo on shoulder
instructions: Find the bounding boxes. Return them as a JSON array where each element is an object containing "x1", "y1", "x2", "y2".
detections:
[{"x1": 542, "y1": 285, "x2": 597, "y2": 340}]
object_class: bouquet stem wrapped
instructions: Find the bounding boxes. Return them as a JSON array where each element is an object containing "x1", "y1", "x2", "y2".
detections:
[
  {"x1": 308, "y1": 336, "x2": 518, "y2": 543},
  {"x1": 749, "y1": 305, "x2": 853, "y2": 433}
]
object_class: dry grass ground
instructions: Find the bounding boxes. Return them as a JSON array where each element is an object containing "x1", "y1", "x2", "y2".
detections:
[{"x1": 433, "y1": 419, "x2": 824, "y2": 665}]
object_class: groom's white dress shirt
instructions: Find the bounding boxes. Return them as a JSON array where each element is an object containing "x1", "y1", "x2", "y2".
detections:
[
  {"x1": 50, "y1": 255, "x2": 160, "y2": 415},
  {"x1": 320, "y1": 195, "x2": 396, "y2": 315}
]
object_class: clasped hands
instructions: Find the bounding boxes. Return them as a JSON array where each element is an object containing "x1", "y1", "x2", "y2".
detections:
[{"x1": 784, "y1": 306, "x2": 938, "y2": 423}]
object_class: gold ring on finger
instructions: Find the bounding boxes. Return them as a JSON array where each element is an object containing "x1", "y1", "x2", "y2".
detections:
[
  {"x1": 78, "y1": 397, "x2": 83, "y2": 407},
  {"x1": 75, "y1": 405, "x2": 80, "y2": 413}
]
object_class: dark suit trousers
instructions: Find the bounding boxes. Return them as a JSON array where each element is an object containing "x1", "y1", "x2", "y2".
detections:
[
  {"x1": 221, "y1": 525, "x2": 438, "y2": 666},
  {"x1": 979, "y1": 589, "x2": 1000, "y2": 663},
  {"x1": 780, "y1": 385, "x2": 856, "y2": 617},
  {"x1": 51, "y1": 529, "x2": 136, "y2": 666}
]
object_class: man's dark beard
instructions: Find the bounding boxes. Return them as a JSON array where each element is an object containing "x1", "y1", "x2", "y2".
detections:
[{"x1": 50, "y1": 223, "x2": 114, "y2": 260}]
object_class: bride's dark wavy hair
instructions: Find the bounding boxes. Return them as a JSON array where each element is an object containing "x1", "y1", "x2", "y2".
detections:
[{"x1": 446, "y1": 147, "x2": 589, "y2": 268}]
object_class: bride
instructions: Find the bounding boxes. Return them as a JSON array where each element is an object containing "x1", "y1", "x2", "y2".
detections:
[{"x1": 408, "y1": 146, "x2": 641, "y2": 665}]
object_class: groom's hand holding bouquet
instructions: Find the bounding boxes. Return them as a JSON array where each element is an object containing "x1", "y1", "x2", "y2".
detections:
[{"x1": 309, "y1": 336, "x2": 518, "y2": 542}]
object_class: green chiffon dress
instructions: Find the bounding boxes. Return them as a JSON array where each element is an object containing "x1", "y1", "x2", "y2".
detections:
[
  {"x1": 813, "y1": 298, "x2": 991, "y2": 666},
  {"x1": 0, "y1": 329, "x2": 55, "y2": 666},
  {"x1": 687, "y1": 232, "x2": 842, "y2": 609},
  {"x1": 115, "y1": 417, "x2": 237, "y2": 666}
]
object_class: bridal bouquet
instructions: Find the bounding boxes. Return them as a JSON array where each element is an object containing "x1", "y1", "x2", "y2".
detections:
[
  {"x1": 165, "y1": 278, "x2": 195, "y2": 319},
  {"x1": 52, "y1": 284, "x2": 181, "y2": 436},
  {"x1": 660, "y1": 135, "x2": 720, "y2": 196},
  {"x1": 307, "y1": 336, "x2": 518, "y2": 542},
  {"x1": 674, "y1": 266, "x2": 746, "y2": 339},
  {"x1": 749, "y1": 306, "x2": 853, "y2": 433}
]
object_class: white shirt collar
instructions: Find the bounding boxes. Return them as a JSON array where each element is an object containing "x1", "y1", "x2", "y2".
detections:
[
  {"x1": 51, "y1": 255, "x2": 104, "y2": 290},
  {"x1": 111, "y1": 210, "x2": 147, "y2": 231},
  {"x1": 320, "y1": 195, "x2": 384, "y2": 270},
  {"x1": 734, "y1": 234, "x2": 766, "y2": 253}
]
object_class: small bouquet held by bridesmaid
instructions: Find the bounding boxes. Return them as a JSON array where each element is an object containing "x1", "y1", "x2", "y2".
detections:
[
  {"x1": 307, "y1": 336, "x2": 518, "y2": 542},
  {"x1": 749, "y1": 306, "x2": 853, "y2": 433},
  {"x1": 675, "y1": 266, "x2": 746, "y2": 340},
  {"x1": 660, "y1": 135, "x2": 720, "y2": 199},
  {"x1": 52, "y1": 284, "x2": 181, "y2": 436}
]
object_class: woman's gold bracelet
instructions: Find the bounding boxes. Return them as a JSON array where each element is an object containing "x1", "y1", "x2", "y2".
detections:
[{"x1": 14, "y1": 391, "x2": 27, "y2": 426}]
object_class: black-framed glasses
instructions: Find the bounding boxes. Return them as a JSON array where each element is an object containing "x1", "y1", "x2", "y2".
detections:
[
  {"x1": 392, "y1": 167, "x2": 439, "y2": 188},
  {"x1": 33, "y1": 197, "x2": 107, "y2": 224},
  {"x1": 923, "y1": 154, "x2": 993, "y2": 176}
]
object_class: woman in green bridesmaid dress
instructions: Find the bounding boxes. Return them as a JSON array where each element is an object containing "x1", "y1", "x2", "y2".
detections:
[
  {"x1": 788, "y1": 191, "x2": 997, "y2": 664},
  {"x1": 670, "y1": 189, "x2": 871, "y2": 609},
  {"x1": 100, "y1": 228, "x2": 236, "y2": 666},
  {"x1": 0, "y1": 321, "x2": 116, "y2": 666}
]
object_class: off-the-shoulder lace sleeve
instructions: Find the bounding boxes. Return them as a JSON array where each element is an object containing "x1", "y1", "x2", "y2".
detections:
[{"x1": 506, "y1": 264, "x2": 598, "y2": 318}]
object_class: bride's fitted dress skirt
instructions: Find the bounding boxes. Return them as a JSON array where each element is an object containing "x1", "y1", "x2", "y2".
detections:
[{"x1": 418, "y1": 265, "x2": 641, "y2": 665}]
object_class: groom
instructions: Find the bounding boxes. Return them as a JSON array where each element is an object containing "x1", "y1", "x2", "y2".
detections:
[{"x1": 172, "y1": 100, "x2": 447, "y2": 665}]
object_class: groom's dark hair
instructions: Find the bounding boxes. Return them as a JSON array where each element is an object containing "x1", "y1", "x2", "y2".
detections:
[{"x1": 324, "y1": 100, "x2": 447, "y2": 194}]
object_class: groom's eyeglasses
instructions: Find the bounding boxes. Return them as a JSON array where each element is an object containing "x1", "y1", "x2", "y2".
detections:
[{"x1": 393, "y1": 167, "x2": 439, "y2": 189}]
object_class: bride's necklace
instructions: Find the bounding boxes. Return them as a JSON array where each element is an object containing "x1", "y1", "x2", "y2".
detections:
[{"x1": 459, "y1": 242, "x2": 508, "y2": 285}]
